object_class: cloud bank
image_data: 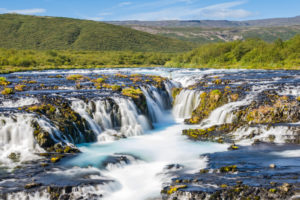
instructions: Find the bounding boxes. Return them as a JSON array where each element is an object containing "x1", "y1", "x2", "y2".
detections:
[{"x1": 0, "y1": 8, "x2": 46, "y2": 15}]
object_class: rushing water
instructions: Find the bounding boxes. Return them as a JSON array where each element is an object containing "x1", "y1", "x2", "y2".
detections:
[{"x1": 0, "y1": 68, "x2": 299, "y2": 200}]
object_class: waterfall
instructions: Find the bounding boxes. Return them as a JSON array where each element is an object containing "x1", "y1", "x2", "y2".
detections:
[
  {"x1": 172, "y1": 90, "x2": 202, "y2": 119},
  {"x1": 114, "y1": 98, "x2": 150, "y2": 137},
  {"x1": 200, "y1": 96, "x2": 252, "y2": 127},
  {"x1": 140, "y1": 86, "x2": 165, "y2": 123},
  {"x1": 71, "y1": 97, "x2": 152, "y2": 142},
  {"x1": 71, "y1": 100, "x2": 103, "y2": 135},
  {"x1": 0, "y1": 114, "x2": 44, "y2": 165}
]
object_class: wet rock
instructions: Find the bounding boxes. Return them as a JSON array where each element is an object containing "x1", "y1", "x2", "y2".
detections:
[
  {"x1": 24, "y1": 182, "x2": 42, "y2": 189},
  {"x1": 7, "y1": 152, "x2": 20, "y2": 162}
]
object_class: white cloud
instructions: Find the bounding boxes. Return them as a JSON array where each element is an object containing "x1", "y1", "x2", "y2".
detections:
[
  {"x1": 118, "y1": 2, "x2": 132, "y2": 7},
  {"x1": 119, "y1": 1, "x2": 253, "y2": 20},
  {"x1": 86, "y1": 17, "x2": 104, "y2": 21},
  {"x1": 0, "y1": 8, "x2": 46, "y2": 15}
]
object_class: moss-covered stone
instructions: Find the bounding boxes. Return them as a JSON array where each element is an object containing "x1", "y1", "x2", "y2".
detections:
[
  {"x1": 171, "y1": 88, "x2": 182, "y2": 100},
  {"x1": 166, "y1": 185, "x2": 187, "y2": 195},
  {"x1": 121, "y1": 88, "x2": 143, "y2": 99},
  {"x1": 220, "y1": 165, "x2": 237, "y2": 173},
  {"x1": 51, "y1": 156, "x2": 61, "y2": 163},
  {"x1": 8, "y1": 152, "x2": 20, "y2": 162},
  {"x1": 0, "y1": 77, "x2": 11, "y2": 86},
  {"x1": 1, "y1": 87, "x2": 14, "y2": 95},
  {"x1": 24, "y1": 182, "x2": 41, "y2": 189},
  {"x1": 14, "y1": 84, "x2": 26, "y2": 91},
  {"x1": 66, "y1": 74, "x2": 89, "y2": 81}
]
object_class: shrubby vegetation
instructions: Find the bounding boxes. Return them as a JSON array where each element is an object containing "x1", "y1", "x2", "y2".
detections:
[
  {"x1": 0, "y1": 49, "x2": 174, "y2": 73},
  {"x1": 166, "y1": 34, "x2": 300, "y2": 69},
  {"x1": 0, "y1": 34, "x2": 299, "y2": 73}
]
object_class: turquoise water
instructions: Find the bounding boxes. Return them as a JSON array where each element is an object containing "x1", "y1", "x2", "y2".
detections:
[{"x1": 64, "y1": 112, "x2": 228, "y2": 200}]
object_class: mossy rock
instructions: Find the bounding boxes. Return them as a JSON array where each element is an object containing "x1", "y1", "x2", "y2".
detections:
[
  {"x1": 220, "y1": 165, "x2": 237, "y2": 173},
  {"x1": 171, "y1": 88, "x2": 182, "y2": 100},
  {"x1": 24, "y1": 182, "x2": 41, "y2": 189},
  {"x1": 166, "y1": 185, "x2": 187, "y2": 195},
  {"x1": 51, "y1": 156, "x2": 61, "y2": 163},
  {"x1": 8, "y1": 152, "x2": 20, "y2": 162},
  {"x1": 121, "y1": 88, "x2": 143, "y2": 99},
  {"x1": 1, "y1": 88, "x2": 14, "y2": 95}
]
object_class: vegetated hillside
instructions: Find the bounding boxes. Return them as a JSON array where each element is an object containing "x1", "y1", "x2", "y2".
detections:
[
  {"x1": 0, "y1": 14, "x2": 193, "y2": 52},
  {"x1": 109, "y1": 16, "x2": 300, "y2": 28},
  {"x1": 165, "y1": 34, "x2": 300, "y2": 69}
]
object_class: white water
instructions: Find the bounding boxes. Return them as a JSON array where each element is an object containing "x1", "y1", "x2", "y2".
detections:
[
  {"x1": 173, "y1": 89, "x2": 202, "y2": 119},
  {"x1": 66, "y1": 115, "x2": 228, "y2": 200},
  {"x1": 71, "y1": 97, "x2": 151, "y2": 142},
  {"x1": 0, "y1": 97, "x2": 39, "y2": 108},
  {"x1": 0, "y1": 114, "x2": 43, "y2": 166},
  {"x1": 2, "y1": 68, "x2": 299, "y2": 199}
]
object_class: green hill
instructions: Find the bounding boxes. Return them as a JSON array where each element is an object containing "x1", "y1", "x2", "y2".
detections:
[{"x1": 0, "y1": 14, "x2": 193, "y2": 52}]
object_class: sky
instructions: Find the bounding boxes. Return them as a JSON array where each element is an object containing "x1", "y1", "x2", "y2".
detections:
[{"x1": 0, "y1": 0, "x2": 299, "y2": 21}]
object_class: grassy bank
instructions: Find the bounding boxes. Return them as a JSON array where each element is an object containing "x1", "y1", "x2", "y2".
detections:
[{"x1": 0, "y1": 34, "x2": 299, "y2": 74}]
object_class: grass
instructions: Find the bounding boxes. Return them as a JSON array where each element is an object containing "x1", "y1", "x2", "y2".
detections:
[{"x1": 0, "y1": 34, "x2": 299, "y2": 73}]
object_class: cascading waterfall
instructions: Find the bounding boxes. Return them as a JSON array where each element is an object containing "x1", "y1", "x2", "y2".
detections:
[
  {"x1": 200, "y1": 95, "x2": 252, "y2": 127},
  {"x1": 172, "y1": 89, "x2": 202, "y2": 119},
  {"x1": 71, "y1": 97, "x2": 153, "y2": 142},
  {"x1": 70, "y1": 84, "x2": 173, "y2": 141},
  {"x1": 71, "y1": 100, "x2": 103, "y2": 135},
  {"x1": 140, "y1": 86, "x2": 167, "y2": 123},
  {"x1": 0, "y1": 114, "x2": 43, "y2": 165},
  {"x1": 2, "y1": 68, "x2": 299, "y2": 200}
]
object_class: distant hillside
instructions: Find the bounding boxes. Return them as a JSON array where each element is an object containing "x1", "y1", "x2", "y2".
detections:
[
  {"x1": 108, "y1": 16, "x2": 300, "y2": 44},
  {"x1": 108, "y1": 16, "x2": 300, "y2": 28},
  {"x1": 0, "y1": 14, "x2": 193, "y2": 52},
  {"x1": 126, "y1": 25, "x2": 300, "y2": 44}
]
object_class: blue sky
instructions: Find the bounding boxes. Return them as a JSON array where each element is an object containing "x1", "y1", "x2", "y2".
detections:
[{"x1": 0, "y1": 0, "x2": 299, "y2": 21}]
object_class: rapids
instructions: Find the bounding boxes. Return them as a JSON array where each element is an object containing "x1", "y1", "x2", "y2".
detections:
[{"x1": 0, "y1": 68, "x2": 299, "y2": 200}]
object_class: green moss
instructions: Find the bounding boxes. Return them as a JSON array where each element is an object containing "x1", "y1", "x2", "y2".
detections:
[
  {"x1": 111, "y1": 84, "x2": 121, "y2": 91},
  {"x1": 92, "y1": 77, "x2": 106, "y2": 84},
  {"x1": 229, "y1": 144, "x2": 239, "y2": 150},
  {"x1": 171, "y1": 88, "x2": 182, "y2": 100},
  {"x1": 50, "y1": 156, "x2": 61, "y2": 163},
  {"x1": 1, "y1": 87, "x2": 14, "y2": 95},
  {"x1": 220, "y1": 165, "x2": 237, "y2": 173},
  {"x1": 269, "y1": 188, "x2": 277, "y2": 193},
  {"x1": 66, "y1": 74, "x2": 88, "y2": 81},
  {"x1": 0, "y1": 77, "x2": 10, "y2": 86},
  {"x1": 214, "y1": 79, "x2": 222, "y2": 84},
  {"x1": 200, "y1": 169, "x2": 209, "y2": 173},
  {"x1": 121, "y1": 88, "x2": 143, "y2": 99},
  {"x1": 14, "y1": 84, "x2": 26, "y2": 91},
  {"x1": 167, "y1": 185, "x2": 187, "y2": 194}
]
